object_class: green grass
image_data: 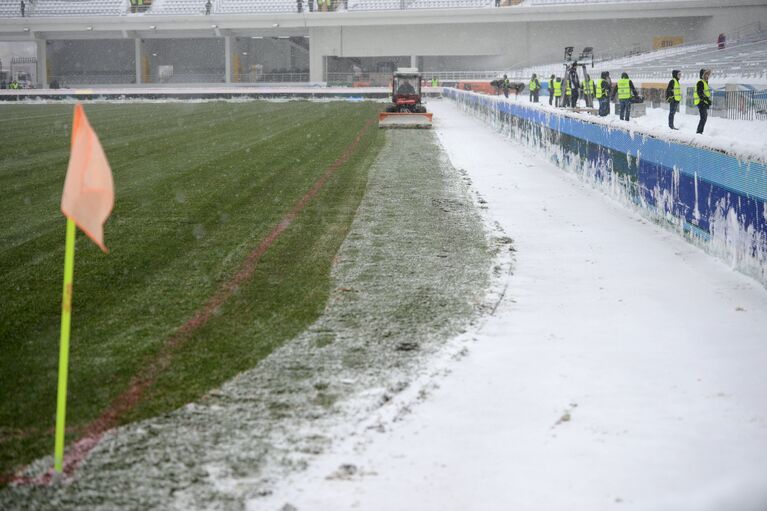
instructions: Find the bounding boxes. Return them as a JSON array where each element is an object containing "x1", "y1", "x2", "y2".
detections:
[{"x1": 0, "y1": 100, "x2": 384, "y2": 477}]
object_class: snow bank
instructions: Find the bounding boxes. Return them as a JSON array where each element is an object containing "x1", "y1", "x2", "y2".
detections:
[{"x1": 444, "y1": 88, "x2": 767, "y2": 285}]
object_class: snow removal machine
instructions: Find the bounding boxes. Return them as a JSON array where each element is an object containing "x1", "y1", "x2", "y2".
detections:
[{"x1": 378, "y1": 68, "x2": 433, "y2": 129}]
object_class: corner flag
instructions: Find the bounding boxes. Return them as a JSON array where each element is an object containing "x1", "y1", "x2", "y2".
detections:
[{"x1": 55, "y1": 104, "x2": 114, "y2": 473}]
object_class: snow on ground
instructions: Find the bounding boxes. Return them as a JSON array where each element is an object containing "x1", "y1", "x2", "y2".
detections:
[{"x1": 254, "y1": 99, "x2": 767, "y2": 511}]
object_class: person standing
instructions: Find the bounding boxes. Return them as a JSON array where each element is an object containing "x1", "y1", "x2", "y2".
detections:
[
  {"x1": 563, "y1": 75, "x2": 572, "y2": 108},
  {"x1": 665, "y1": 69, "x2": 681, "y2": 129},
  {"x1": 205, "y1": 0, "x2": 212, "y2": 14},
  {"x1": 20, "y1": 0, "x2": 25, "y2": 16},
  {"x1": 614, "y1": 72, "x2": 637, "y2": 121},
  {"x1": 502, "y1": 74, "x2": 510, "y2": 99},
  {"x1": 568, "y1": 62, "x2": 580, "y2": 107},
  {"x1": 598, "y1": 71, "x2": 612, "y2": 116},
  {"x1": 529, "y1": 73, "x2": 540, "y2": 103},
  {"x1": 548, "y1": 74, "x2": 555, "y2": 106},
  {"x1": 717, "y1": 33, "x2": 726, "y2": 50},
  {"x1": 595, "y1": 72, "x2": 608, "y2": 116},
  {"x1": 694, "y1": 68, "x2": 712, "y2": 134},
  {"x1": 582, "y1": 73, "x2": 595, "y2": 108},
  {"x1": 553, "y1": 76, "x2": 562, "y2": 107}
]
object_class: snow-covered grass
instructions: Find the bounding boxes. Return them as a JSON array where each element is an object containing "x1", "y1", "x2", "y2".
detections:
[
  {"x1": 252, "y1": 99, "x2": 767, "y2": 511},
  {"x1": 0, "y1": 100, "x2": 384, "y2": 482}
]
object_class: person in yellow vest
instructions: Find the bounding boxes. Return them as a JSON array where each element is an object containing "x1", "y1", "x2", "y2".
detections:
[
  {"x1": 665, "y1": 69, "x2": 681, "y2": 130},
  {"x1": 553, "y1": 77, "x2": 562, "y2": 107},
  {"x1": 9, "y1": 79, "x2": 21, "y2": 89},
  {"x1": 431, "y1": 77, "x2": 439, "y2": 87},
  {"x1": 563, "y1": 77, "x2": 571, "y2": 108},
  {"x1": 596, "y1": 71, "x2": 611, "y2": 116},
  {"x1": 582, "y1": 73, "x2": 595, "y2": 108},
  {"x1": 612, "y1": 72, "x2": 637, "y2": 121},
  {"x1": 694, "y1": 68, "x2": 712, "y2": 134},
  {"x1": 529, "y1": 73, "x2": 540, "y2": 103},
  {"x1": 548, "y1": 74, "x2": 555, "y2": 106}
]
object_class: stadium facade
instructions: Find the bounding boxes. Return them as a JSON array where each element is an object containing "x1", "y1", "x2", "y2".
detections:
[{"x1": 0, "y1": 0, "x2": 765, "y2": 87}]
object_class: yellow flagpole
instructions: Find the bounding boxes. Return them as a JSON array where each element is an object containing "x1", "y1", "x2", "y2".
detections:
[{"x1": 54, "y1": 217, "x2": 76, "y2": 473}]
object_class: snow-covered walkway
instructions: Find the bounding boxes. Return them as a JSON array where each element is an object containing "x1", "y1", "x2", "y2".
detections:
[{"x1": 256, "y1": 99, "x2": 767, "y2": 511}]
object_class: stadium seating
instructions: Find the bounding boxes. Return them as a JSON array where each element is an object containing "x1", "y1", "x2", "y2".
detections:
[
  {"x1": 503, "y1": 36, "x2": 767, "y2": 82},
  {"x1": 217, "y1": 0, "x2": 298, "y2": 14},
  {"x1": 149, "y1": 0, "x2": 211, "y2": 15},
  {"x1": 24, "y1": 0, "x2": 126, "y2": 17},
  {"x1": 528, "y1": 0, "x2": 656, "y2": 4}
]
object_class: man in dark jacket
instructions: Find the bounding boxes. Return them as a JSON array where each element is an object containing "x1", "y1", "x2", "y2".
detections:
[
  {"x1": 597, "y1": 71, "x2": 611, "y2": 116},
  {"x1": 567, "y1": 62, "x2": 580, "y2": 107},
  {"x1": 548, "y1": 74, "x2": 555, "y2": 106},
  {"x1": 666, "y1": 69, "x2": 681, "y2": 129},
  {"x1": 613, "y1": 72, "x2": 637, "y2": 121},
  {"x1": 695, "y1": 68, "x2": 712, "y2": 134}
]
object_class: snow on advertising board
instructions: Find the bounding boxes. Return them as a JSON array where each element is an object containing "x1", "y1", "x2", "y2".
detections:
[{"x1": 444, "y1": 88, "x2": 767, "y2": 285}]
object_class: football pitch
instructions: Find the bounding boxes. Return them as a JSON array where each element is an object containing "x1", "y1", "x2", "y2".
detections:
[{"x1": 0, "y1": 100, "x2": 385, "y2": 478}]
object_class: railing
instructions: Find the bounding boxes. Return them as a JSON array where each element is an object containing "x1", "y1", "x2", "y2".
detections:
[
  {"x1": 684, "y1": 87, "x2": 767, "y2": 121},
  {"x1": 235, "y1": 72, "x2": 309, "y2": 82}
]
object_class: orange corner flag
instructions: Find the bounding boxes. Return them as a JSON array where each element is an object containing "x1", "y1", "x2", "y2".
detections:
[{"x1": 61, "y1": 104, "x2": 114, "y2": 253}]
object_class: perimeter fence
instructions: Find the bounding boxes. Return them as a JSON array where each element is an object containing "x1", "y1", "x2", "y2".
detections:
[{"x1": 684, "y1": 88, "x2": 767, "y2": 121}]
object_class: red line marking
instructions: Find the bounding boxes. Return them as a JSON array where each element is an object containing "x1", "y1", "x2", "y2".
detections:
[{"x1": 5, "y1": 119, "x2": 374, "y2": 487}]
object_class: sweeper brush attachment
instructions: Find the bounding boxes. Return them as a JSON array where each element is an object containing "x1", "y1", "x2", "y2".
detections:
[{"x1": 378, "y1": 112, "x2": 433, "y2": 129}]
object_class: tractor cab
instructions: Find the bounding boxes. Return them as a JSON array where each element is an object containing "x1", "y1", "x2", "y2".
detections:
[
  {"x1": 391, "y1": 69, "x2": 424, "y2": 111},
  {"x1": 379, "y1": 67, "x2": 433, "y2": 128}
]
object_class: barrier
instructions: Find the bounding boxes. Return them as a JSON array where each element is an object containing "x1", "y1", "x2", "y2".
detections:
[{"x1": 444, "y1": 87, "x2": 767, "y2": 285}]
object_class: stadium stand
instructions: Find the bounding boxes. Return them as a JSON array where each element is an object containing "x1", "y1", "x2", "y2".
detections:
[
  {"x1": 149, "y1": 0, "x2": 211, "y2": 15},
  {"x1": 498, "y1": 33, "x2": 767, "y2": 82},
  {"x1": 405, "y1": 0, "x2": 493, "y2": 9},
  {"x1": 216, "y1": 0, "x2": 298, "y2": 14},
  {"x1": 527, "y1": 0, "x2": 657, "y2": 4},
  {"x1": 23, "y1": 0, "x2": 126, "y2": 17}
]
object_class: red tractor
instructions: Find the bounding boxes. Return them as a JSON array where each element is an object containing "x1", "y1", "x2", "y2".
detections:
[{"x1": 379, "y1": 68, "x2": 433, "y2": 128}]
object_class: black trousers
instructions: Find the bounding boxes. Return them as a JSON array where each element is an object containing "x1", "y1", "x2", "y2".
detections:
[
  {"x1": 668, "y1": 100, "x2": 679, "y2": 128},
  {"x1": 697, "y1": 104, "x2": 708, "y2": 134}
]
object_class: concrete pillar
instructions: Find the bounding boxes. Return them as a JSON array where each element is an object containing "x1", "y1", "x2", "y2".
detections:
[
  {"x1": 224, "y1": 35, "x2": 232, "y2": 83},
  {"x1": 410, "y1": 55, "x2": 418, "y2": 69},
  {"x1": 134, "y1": 38, "x2": 142, "y2": 84},
  {"x1": 309, "y1": 33, "x2": 324, "y2": 82},
  {"x1": 36, "y1": 38, "x2": 47, "y2": 88}
]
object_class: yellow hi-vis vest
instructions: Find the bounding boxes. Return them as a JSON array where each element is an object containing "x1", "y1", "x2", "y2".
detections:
[
  {"x1": 595, "y1": 79, "x2": 604, "y2": 99},
  {"x1": 584, "y1": 79, "x2": 595, "y2": 96},
  {"x1": 671, "y1": 78, "x2": 681, "y2": 102},
  {"x1": 529, "y1": 79, "x2": 539, "y2": 91},
  {"x1": 694, "y1": 79, "x2": 710, "y2": 105},
  {"x1": 617, "y1": 78, "x2": 631, "y2": 100},
  {"x1": 564, "y1": 79, "x2": 571, "y2": 96},
  {"x1": 553, "y1": 80, "x2": 562, "y2": 97}
]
